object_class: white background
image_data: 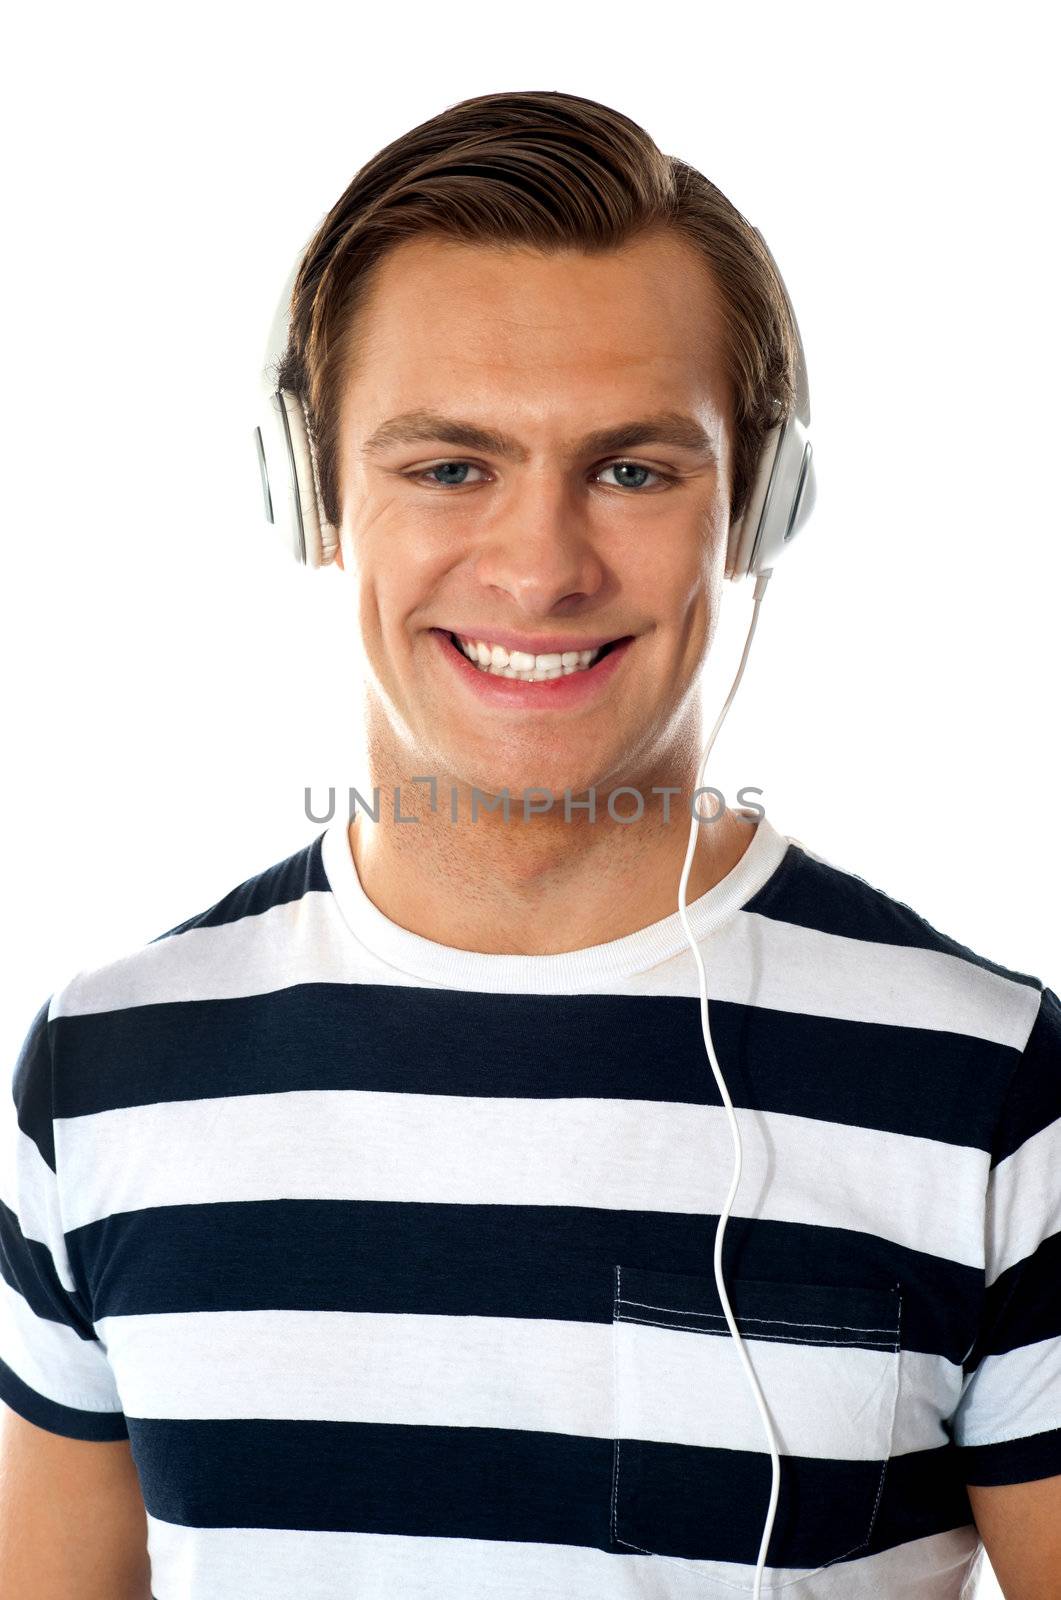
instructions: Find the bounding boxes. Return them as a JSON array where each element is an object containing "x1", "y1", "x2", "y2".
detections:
[{"x1": 2, "y1": 4, "x2": 1057, "y2": 1593}]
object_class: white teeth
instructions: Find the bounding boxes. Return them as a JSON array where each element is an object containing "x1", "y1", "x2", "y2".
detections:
[{"x1": 453, "y1": 634, "x2": 604, "y2": 680}]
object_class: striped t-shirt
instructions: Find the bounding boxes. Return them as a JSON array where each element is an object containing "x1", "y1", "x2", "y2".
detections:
[{"x1": 2, "y1": 811, "x2": 1059, "y2": 1599}]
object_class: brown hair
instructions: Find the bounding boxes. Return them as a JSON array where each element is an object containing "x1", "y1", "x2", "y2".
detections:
[{"x1": 276, "y1": 89, "x2": 798, "y2": 537}]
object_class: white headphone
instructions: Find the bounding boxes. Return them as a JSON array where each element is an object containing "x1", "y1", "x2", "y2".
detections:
[
  {"x1": 253, "y1": 219, "x2": 818, "y2": 1598},
  {"x1": 253, "y1": 224, "x2": 816, "y2": 582}
]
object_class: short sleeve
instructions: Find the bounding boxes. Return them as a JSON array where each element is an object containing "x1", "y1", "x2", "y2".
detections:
[
  {"x1": 0, "y1": 995, "x2": 127, "y2": 1440},
  {"x1": 949, "y1": 984, "x2": 1061, "y2": 1484}
]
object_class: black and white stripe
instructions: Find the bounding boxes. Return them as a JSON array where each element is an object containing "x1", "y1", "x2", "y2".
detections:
[{"x1": 1, "y1": 813, "x2": 1058, "y2": 1598}]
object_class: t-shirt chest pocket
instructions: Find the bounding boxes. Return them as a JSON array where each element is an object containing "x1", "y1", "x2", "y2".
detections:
[{"x1": 611, "y1": 1264, "x2": 903, "y2": 1583}]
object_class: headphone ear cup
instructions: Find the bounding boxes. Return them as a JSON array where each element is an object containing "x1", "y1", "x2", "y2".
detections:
[
  {"x1": 725, "y1": 416, "x2": 816, "y2": 581},
  {"x1": 254, "y1": 384, "x2": 340, "y2": 567},
  {"x1": 726, "y1": 427, "x2": 781, "y2": 582},
  {"x1": 275, "y1": 390, "x2": 340, "y2": 568}
]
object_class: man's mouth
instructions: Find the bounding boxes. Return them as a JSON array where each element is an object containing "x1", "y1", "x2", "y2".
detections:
[{"x1": 443, "y1": 630, "x2": 630, "y2": 682}]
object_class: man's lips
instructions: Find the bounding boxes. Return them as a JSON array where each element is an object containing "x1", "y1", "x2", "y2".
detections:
[
  {"x1": 429, "y1": 626, "x2": 635, "y2": 703},
  {"x1": 436, "y1": 626, "x2": 632, "y2": 656}
]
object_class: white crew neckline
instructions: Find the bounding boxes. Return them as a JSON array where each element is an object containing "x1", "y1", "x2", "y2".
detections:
[{"x1": 319, "y1": 809, "x2": 792, "y2": 992}]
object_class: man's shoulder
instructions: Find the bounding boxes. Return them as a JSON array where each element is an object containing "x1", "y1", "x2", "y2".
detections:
[
  {"x1": 148, "y1": 829, "x2": 330, "y2": 943},
  {"x1": 49, "y1": 829, "x2": 331, "y2": 1026},
  {"x1": 755, "y1": 830, "x2": 1047, "y2": 1051}
]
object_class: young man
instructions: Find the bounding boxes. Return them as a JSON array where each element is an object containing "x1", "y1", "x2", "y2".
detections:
[{"x1": 1, "y1": 90, "x2": 1058, "y2": 1600}]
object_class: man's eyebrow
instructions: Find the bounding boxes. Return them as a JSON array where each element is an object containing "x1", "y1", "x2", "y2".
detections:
[{"x1": 359, "y1": 409, "x2": 718, "y2": 464}]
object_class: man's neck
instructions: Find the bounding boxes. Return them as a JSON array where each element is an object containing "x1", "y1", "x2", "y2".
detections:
[{"x1": 346, "y1": 766, "x2": 758, "y2": 958}]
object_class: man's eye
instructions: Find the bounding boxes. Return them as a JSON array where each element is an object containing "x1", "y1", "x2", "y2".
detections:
[
  {"x1": 409, "y1": 459, "x2": 677, "y2": 491},
  {"x1": 597, "y1": 461, "x2": 675, "y2": 491},
  {"x1": 415, "y1": 462, "x2": 489, "y2": 488}
]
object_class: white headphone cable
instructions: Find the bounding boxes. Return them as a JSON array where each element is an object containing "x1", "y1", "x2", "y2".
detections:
[{"x1": 674, "y1": 565, "x2": 782, "y2": 1599}]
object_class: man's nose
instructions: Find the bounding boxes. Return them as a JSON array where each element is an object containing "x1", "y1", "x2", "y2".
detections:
[{"x1": 469, "y1": 473, "x2": 609, "y2": 614}]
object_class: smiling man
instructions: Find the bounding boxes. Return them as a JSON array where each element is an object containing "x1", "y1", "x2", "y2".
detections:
[
  {"x1": 333, "y1": 227, "x2": 755, "y2": 952},
  {"x1": 2, "y1": 89, "x2": 1059, "y2": 1600}
]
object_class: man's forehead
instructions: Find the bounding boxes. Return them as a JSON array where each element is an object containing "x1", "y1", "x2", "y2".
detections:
[
  {"x1": 340, "y1": 233, "x2": 732, "y2": 442},
  {"x1": 357, "y1": 229, "x2": 724, "y2": 335}
]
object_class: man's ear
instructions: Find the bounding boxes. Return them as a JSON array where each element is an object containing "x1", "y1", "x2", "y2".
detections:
[{"x1": 334, "y1": 542, "x2": 345, "y2": 572}]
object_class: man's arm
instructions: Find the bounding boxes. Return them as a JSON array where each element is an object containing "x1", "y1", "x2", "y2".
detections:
[
  {"x1": 0, "y1": 1402, "x2": 152, "y2": 1600},
  {"x1": 968, "y1": 1476, "x2": 1061, "y2": 1600}
]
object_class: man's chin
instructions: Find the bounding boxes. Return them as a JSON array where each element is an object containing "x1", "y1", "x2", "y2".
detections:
[{"x1": 421, "y1": 753, "x2": 645, "y2": 823}]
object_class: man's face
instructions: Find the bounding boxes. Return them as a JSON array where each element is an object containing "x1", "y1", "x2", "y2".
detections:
[{"x1": 335, "y1": 228, "x2": 735, "y2": 801}]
